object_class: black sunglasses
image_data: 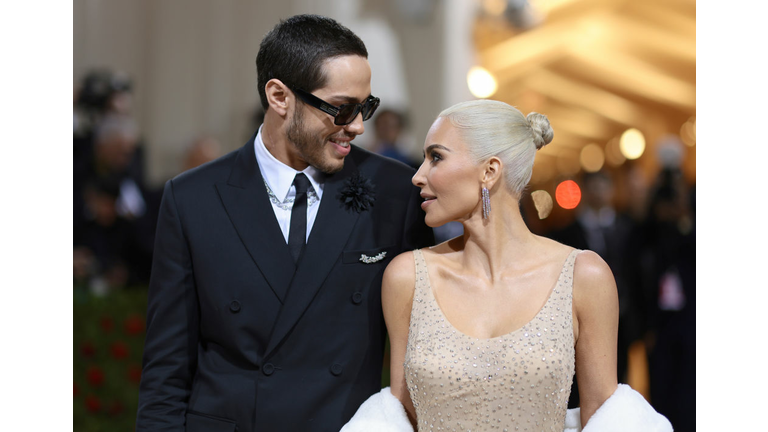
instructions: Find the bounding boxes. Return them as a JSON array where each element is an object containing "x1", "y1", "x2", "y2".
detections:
[{"x1": 292, "y1": 88, "x2": 380, "y2": 126}]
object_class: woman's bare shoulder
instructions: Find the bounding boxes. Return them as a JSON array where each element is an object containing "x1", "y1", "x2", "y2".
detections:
[
  {"x1": 382, "y1": 251, "x2": 417, "y2": 302},
  {"x1": 572, "y1": 250, "x2": 618, "y2": 315},
  {"x1": 573, "y1": 251, "x2": 616, "y2": 291},
  {"x1": 384, "y1": 250, "x2": 416, "y2": 281}
]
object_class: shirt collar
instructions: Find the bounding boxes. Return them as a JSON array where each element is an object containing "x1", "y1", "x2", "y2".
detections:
[{"x1": 254, "y1": 124, "x2": 324, "y2": 201}]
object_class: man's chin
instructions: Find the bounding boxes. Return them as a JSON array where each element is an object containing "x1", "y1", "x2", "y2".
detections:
[
  {"x1": 316, "y1": 148, "x2": 347, "y2": 174},
  {"x1": 311, "y1": 154, "x2": 345, "y2": 175},
  {"x1": 321, "y1": 160, "x2": 344, "y2": 175}
]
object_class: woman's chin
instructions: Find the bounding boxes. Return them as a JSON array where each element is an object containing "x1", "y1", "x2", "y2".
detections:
[{"x1": 425, "y1": 215, "x2": 450, "y2": 228}]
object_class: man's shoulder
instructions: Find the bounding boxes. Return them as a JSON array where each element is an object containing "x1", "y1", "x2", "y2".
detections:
[{"x1": 170, "y1": 146, "x2": 242, "y2": 191}]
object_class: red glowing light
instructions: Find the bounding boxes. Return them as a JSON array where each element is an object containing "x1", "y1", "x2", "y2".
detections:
[{"x1": 555, "y1": 180, "x2": 581, "y2": 209}]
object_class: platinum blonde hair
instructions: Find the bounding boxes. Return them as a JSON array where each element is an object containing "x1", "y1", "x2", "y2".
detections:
[{"x1": 438, "y1": 100, "x2": 553, "y2": 196}]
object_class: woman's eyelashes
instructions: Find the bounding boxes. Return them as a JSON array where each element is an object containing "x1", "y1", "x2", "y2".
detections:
[{"x1": 429, "y1": 150, "x2": 443, "y2": 163}]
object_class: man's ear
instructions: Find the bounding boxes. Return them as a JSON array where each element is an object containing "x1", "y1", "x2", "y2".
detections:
[
  {"x1": 265, "y1": 79, "x2": 291, "y2": 117},
  {"x1": 482, "y1": 156, "x2": 503, "y2": 190}
]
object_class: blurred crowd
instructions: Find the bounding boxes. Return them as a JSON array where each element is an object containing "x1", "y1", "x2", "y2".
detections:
[
  {"x1": 73, "y1": 69, "x2": 223, "y2": 294},
  {"x1": 544, "y1": 162, "x2": 696, "y2": 432}
]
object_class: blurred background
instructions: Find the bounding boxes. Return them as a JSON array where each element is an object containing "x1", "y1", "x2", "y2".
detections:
[{"x1": 73, "y1": 0, "x2": 695, "y2": 430}]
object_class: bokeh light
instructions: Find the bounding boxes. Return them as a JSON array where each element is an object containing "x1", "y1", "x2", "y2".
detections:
[
  {"x1": 619, "y1": 128, "x2": 645, "y2": 160},
  {"x1": 531, "y1": 190, "x2": 553, "y2": 219},
  {"x1": 680, "y1": 117, "x2": 696, "y2": 147},
  {"x1": 580, "y1": 143, "x2": 605, "y2": 172},
  {"x1": 467, "y1": 66, "x2": 498, "y2": 99},
  {"x1": 604, "y1": 137, "x2": 626, "y2": 167},
  {"x1": 555, "y1": 180, "x2": 581, "y2": 209}
]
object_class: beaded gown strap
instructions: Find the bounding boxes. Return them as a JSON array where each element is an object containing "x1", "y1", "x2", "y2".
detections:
[
  {"x1": 408, "y1": 249, "x2": 429, "y2": 328},
  {"x1": 412, "y1": 249, "x2": 427, "y2": 292},
  {"x1": 561, "y1": 249, "x2": 582, "y2": 296}
]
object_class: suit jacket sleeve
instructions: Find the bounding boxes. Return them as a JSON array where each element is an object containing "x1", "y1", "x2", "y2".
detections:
[
  {"x1": 136, "y1": 180, "x2": 199, "y2": 431},
  {"x1": 401, "y1": 182, "x2": 435, "y2": 250}
]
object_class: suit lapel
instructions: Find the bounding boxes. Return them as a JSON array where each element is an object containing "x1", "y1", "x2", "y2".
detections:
[
  {"x1": 215, "y1": 137, "x2": 295, "y2": 303},
  {"x1": 264, "y1": 155, "x2": 362, "y2": 358}
]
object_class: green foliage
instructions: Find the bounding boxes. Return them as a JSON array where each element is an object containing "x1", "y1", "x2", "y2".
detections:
[{"x1": 73, "y1": 286, "x2": 148, "y2": 432}]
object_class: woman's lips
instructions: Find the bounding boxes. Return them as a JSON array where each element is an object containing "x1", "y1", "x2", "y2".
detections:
[{"x1": 421, "y1": 198, "x2": 435, "y2": 210}]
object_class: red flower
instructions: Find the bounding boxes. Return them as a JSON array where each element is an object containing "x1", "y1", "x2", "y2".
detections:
[
  {"x1": 110, "y1": 341, "x2": 129, "y2": 359},
  {"x1": 124, "y1": 314, "x2": 145, "y2": 336},
  {"x1": 86, "y1": 365, "x2": 105, "y2": 387},
  {"x1": 85, "y1": 394, "x2": 101, "y2": 413},
  {"x1": 74, "y1": 382, "x2": 80, "y2": 398},
  {"x1": 80, "y1": 341, "x2": 96, "y2": 358},
  {"x1": 100, "y1": 316, "x2": 114, "y2": 333},
  {"x1": 108, "y1": 400, "x2": 124, "y2": 416},
  {"x1": 127, "y1": 363, "x2": 142, "y2": 384}
]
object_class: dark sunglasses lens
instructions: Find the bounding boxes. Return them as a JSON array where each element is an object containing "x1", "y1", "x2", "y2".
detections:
[
  {"x1": 362, "y1": 98, "x2": 379, "y2": 121},
  {"x1": 335, "y1": 104, "x2": 360, "y2": 125}
]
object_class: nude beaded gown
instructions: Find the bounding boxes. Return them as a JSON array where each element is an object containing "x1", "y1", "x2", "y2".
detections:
[{"x1": 404, "y1": 249, "x2": 580, "y2": 432}]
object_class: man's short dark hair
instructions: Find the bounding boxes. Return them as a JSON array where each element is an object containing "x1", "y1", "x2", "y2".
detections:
[{"x1": 256, "y1": 14, "x2": 368, "y2": 110}]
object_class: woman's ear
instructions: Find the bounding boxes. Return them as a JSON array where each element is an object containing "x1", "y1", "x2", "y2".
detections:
[
  {"x1": 482, "y1": 156, "x2": 503, "y2": 189},
  {"x1": 264, "y1": 79, "x2": 291, "y2": 117}
]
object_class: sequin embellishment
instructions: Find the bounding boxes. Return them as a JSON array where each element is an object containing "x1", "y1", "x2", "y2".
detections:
[{"x1": 403, "y1": 249, "x2": 579, "y2": 431}]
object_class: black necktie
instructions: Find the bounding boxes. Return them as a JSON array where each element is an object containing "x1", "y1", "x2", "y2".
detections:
[{"x1": 288, "y1": 173, "x2": 310, "y2": 264}]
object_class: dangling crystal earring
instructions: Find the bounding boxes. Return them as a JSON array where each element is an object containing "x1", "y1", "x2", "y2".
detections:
[{"x1": 482, "y1": 186, "x2": 491, "y2": 219}]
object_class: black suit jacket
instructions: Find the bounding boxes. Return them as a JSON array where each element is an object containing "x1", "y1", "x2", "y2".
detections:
[{"x1": 136, "y1": 137, "x2": 433, "y2": 432}]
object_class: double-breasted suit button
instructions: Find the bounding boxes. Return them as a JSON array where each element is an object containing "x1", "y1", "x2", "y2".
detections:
[
  {"x1": 330, "y1": 363, "x2": 343, "y2": 376},
  {"x1": 262, "y1": 363, "x2": 275, "y2": 376},
  {"x1": 229, "y1": 300, "x2": 241, "y2": 313},
  {"x1": 351, "y1": 292, "x2": 363, "y2": 305}
]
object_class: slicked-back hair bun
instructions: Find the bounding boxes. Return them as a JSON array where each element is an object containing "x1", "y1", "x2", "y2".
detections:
[
  {"x1": 438, "y1": 100, "x2": 555, "y2": 198},
  {"x1": 526, "y1": 112, "x2": 553, "y2": 150}
]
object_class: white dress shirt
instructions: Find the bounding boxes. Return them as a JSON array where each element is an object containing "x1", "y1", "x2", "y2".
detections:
[{"x1": 254, "y1": 125, "x2": 324, "y2": 243}]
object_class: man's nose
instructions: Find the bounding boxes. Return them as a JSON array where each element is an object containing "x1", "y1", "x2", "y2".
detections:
[{"x1": 343, "y1": 112, "x2": 365, "y2": 136}]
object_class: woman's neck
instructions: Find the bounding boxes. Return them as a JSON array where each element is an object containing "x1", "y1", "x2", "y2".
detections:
[{"x1": 458, "y1": 193, "x2": 537, "y2": 283}]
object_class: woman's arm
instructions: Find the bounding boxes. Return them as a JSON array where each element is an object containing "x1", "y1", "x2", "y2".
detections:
[
  {"x1": 382, "y1": 251, "x2": 418, "y2": 428},
  {"x1": 572, "y1": 251, "x2": 620, "y2": 427}
]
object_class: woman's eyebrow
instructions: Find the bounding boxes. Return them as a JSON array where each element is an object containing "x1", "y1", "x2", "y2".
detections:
[{"x1": 426, "y1": 144, "x2": 451, "y2": 153}]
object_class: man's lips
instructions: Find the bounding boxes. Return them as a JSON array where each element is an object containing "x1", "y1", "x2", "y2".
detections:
[
  {"x1": 329, "y1": 136, "x2": 352, "y2": 156},
  {"x1": 329, "y1": 137, "x2": 351, "y2": 148}
]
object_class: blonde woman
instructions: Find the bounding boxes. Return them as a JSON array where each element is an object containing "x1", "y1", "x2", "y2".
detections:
[{"x1": 342, "y1": 100, "x2": 671, "y2": 432}]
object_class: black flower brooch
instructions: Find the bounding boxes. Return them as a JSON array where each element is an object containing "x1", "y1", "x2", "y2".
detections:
[{"x1": 338, "y1": 172, "x2": 376, "y2": 213}]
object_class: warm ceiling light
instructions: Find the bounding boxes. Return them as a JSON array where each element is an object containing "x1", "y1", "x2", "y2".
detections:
[
  {"x1": 482, "y1": 0, "x2": 507, "y2": 16},
  {"x1": 531, "y1": 190, "x2": 553, "y2": 219},
  {"x1": 580, "y1": 143, "x2": 605, "y2": 172},
  {"x1": 467, "y1": 66, "x2": 498, "y2": 99},
  {"x1": 620, "y1": 128, "x2": 645, "y2": 160},
  {"x1": 555, "y1": 180, "x2": 581, "y2": 210}
]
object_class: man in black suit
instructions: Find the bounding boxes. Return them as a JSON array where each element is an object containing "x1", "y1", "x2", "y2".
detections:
[{"x1": 136, "y1": 15, "x2": 433, "y2": 432}]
